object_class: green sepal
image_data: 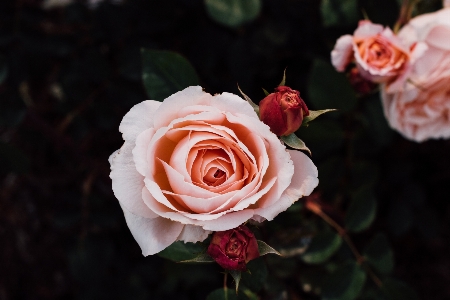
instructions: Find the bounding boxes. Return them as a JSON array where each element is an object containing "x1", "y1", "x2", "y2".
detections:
[
  {"x1": 179, "y1": 252, "x2": 215, "y2": 263},
  {"x1": 257, "y1": 240, "x2": 281, "y2": 256},
  {"x1": 228, "y1": 270, "x2": 242, "y2": 294},
  {"x1": 262, "y1": 88, "x2": 270, "y2": 96},
  {"x1": 302, "y1": 109, "x2": 337, "y2": 127},
  {"x1": 280, "y1": 134, "x2": 311, "y2": 155},
  {"x1": 237, "y1": 84, "x2": 259, "y2": 115},
  {"x1": 278, "y1": 68, "x2": 287, "y2": 86}
]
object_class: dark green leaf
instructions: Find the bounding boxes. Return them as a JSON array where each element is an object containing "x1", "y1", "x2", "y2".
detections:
[
  {"x1": 321, "y1": 0, "x2": 359, "y2": 28},
  {"x1": 141, "y1": 49, "x2": 199, "y2": 101},
  {"x1": 321, "y1": 261, "x2": 366, "y2": 300},
  {"x1": 345, "y1": 189, "x2": 377, "y2": 233},
  {"x1": 307, "y1": 59, "x2": 357, "y2": 112},
  {"x1": 228, "y1": 270, "x2": 241, "y2": 293},
  {"x1": 206, "y1": 288, "x2": 239, "y2": 300},
  {"x1": 302, "y1": 231, "x2": 342, "y2": 264},
  {"x1": 388, "y1": 200, "x2": 413, "y2": 236},
  {"x1": 158, "y1": 241, "x2": 205, "y2": 262},
  {"x1": 280, "y1": 134, "x2": 311, "y2": 155},
  {"x1": 363, "y1": 233, "x2": 394, "y2": 274},
  {"x1": 257, "y1": 240, "x2": 281, "y2": 256},
  {"x1": 381, "y1": 278, "x2": 420, "y2": 300},
  {"x1": 241, "y1": 258, "x2": 267, "y2": 292},
  {"x1": 205, "y1": 0, "x2": 262, "y2": 28},
  {"x1": 179, "y1": 252, "x2": 215, "y2": 263},
  {"x1": 302, "y1": 109, "x2": 337, "y2": 127}
]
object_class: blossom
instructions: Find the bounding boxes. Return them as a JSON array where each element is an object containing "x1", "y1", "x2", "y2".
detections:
[
  {"x1": 109, "y1": 86, "x2": 319, "y2": 255},
  {"x1": 259, "y1": 86, "x2": 309, "y2": 136},
  {"x1": 381, "y1": 2, "x2": 450, "y2": 142},
  {"x1": 207, "y1": 225, "x2": 259, "y2": 271},
  {"x1": 331, "y1": 20, "x2": 425, "y2": 91}
]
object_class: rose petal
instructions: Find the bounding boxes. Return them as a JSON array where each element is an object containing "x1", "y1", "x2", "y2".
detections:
[
  {"x1": 110, "y1": 142, "x2": 159, "y2": 219},
  {"x1": 176, "y1": 224, "x2": 211, "y2": 243},
  {"x1": 331, "y1": 35, "x2": 354, "y2": 72},
  {"x1": 202, "y1": 209, "x2": 255, "y2": 231},
  {"x1": 119, "y1": 100, "x2": 161, "y2": 142},
  {"x1": 132, "y1": 128, "x2": 156, "y2": 177},
  {"x1": 121, "y1": 204, "x2": 184, "y2": 256}
]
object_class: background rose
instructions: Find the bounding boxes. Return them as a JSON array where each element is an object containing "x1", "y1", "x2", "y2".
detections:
[
  {"x1": 109, "y1": 86, "x2": 318, "y2": 256},
  {"x1": 381, "y1": 3, "x2": 450, "y2": 142},
  {"x1": 331, "y1": 20, "x2": 422, "y2": 90},
  {"x1": 207, "y1": 225, "x2": 259, "y2": 271}
]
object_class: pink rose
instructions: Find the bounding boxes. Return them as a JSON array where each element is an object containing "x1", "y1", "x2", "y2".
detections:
[
  {"x1": 381, "y1": 4, "x2": 450, "y2": 142},
  {"x1": 259, "y1": 86, "x2": 309, "y2": 136},
  {"x1": 109, "y1": 86, "x2": 319, "y2": 255},
  {"x1": 207, "y1": 225, "x2": 260, "y2": 271},
  {"x1": 331, "y1": 20, "x2": 423, "y2": 90}
]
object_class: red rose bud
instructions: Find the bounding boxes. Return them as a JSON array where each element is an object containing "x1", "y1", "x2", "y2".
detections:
[
  {"x1": 207, "y1": 225, "x2": 260, "y2": 271},
  {"x1": 259, "y1": 86, "x2": 309, "y2": 136},
  {"x1": 348, "y1": 67, "x2": 377, "y2": 95}
]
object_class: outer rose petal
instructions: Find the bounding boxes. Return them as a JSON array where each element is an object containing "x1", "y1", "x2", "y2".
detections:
[
  {"x1": 121, "y1": 205, "x2": 184, "y2": 256},
  {"x1": 119, "y1": 100, "x2": 161, "y2": 142},
  {"x1": 331, "y1": 35, "x2": 354, "y2": 71},
  {"x1": 445, "y1": 0, "x2": 450, "y2": 8},
  {"x1": 110, "y1": 142, "x2": 159, "y2": 219},
  {"x1": 253, "y1": 150, "x2": 318, "y2": 220},
  {"x1": 176, "y1": 224, "x2": 211, "y2": 243},
  {"x1": 354, "y1": 20, "x2": 384, "y2": 38}
]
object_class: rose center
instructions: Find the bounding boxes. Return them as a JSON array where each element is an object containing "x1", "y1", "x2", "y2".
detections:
[{"x1": 226, "y1": 236, "x2": 244, "y2": 258}]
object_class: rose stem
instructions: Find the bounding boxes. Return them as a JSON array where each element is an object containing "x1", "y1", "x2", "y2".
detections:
[{"x1": 305, "y1": 201, "x2": 383, "y2": 288}]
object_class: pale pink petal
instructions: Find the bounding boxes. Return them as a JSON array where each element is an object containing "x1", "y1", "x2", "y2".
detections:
[
  {"x1": 445, "y1": 0, "x2": 450, "y2": 8},
  {"x1": 176, "y1": 224, "x2": 211, "y2": 243},
  {"x1": 210, "y1": 92, "x2": 259, "y2": 119},
  {"x1": 132, "y1": 128, "x2": 156, "y2": 177},
  {"x1": 354, "y1": 21, "x2": 384, "y2": 38},
  {"x1": 109, "y1": 142, "x2": 158, "y2": 219},
  {"x1": 121, "y1": 204, "x2": 184, "y2": 256},
  {"x1": 331, "y1": 35, "x2": 354, "y2": 72},
  {"x1": 119, "y1": 100, "x2": 161, "y2": 142},
  {"x1": 153, "y1": 86, "x2": 213, "y2": 128},
  {"x1": 426, "y1": 25, "x2": 450, "y2": 50},
  {"x1": 201, "y1": 210, "x2": 255, "y2": 231}
]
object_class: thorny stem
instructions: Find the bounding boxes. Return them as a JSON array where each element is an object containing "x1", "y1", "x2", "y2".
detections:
[{"x1": 305, "y1": 200, "x2": 383, "y2": 288}]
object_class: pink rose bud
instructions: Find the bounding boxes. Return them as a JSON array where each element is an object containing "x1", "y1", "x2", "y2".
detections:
[
  {"x1": 259, "y1": 86, "x2": 309, "y2": 136},
  {"x1": 207, "y1": 225, "x2": 260, "y2": 271}
]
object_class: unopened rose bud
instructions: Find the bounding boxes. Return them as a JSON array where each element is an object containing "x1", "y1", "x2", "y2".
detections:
[
  {"x1": 348, "y1": 67, "x2": 377, "y2": 95},
  {"x1": 259, "y1": 86, "x2": 309, "y2": 136},
  {"x1": 207, "y1": 225, "x2": 260, "y2": 271}
]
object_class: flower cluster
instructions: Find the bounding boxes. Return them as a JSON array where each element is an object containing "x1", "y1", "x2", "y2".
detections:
[{"x1": 331, "y1": 0, "x2": 450, "y2": 142}]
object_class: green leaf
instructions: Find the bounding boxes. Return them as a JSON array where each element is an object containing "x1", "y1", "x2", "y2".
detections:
[
  {"x1": 228, "y1": 270, "x2": 242, "y2": 293},
  {"x1": 241, "y1": 258, "x2": 267, "y2": 292},
  {"x1": 345, "y1": 189, "x2": 377, "y2": 233},
  {"x1": 179, "y1": 252, "x2": 215, "y2": 263},
  {"x1": 237, "y1": 84, "x2": 259, "y2": 115},
  {"x1": 381, "y1": 278, "x2": 420, "y2": 300},
  {"x1": 158, "y1": 241, "x2": 205, "y2": 262},
  {"x1": 141, "y1": 49, "x2": 199, "y2": 101},
  {"x1": 321, "y1": 261, "x2": 367, "y2": 300},
  {"x1": 363, "y1": 233, "x2": 394, "y2": 274},
  {"x1": 321, "y1": 0, "x2": 359, "y2": 28},
  {"x1": 302, "y1": 109, "x2": 337, "y2": 127},
  {"x1": 307, "y1": 59, "x2": 357, "y2": 112},
  {"x1": 280, "y1": 134, "x2": 311, "y2": 155},
  {"x1": 302, "y1": 231, "x2": 342, "y2": 264},
  {"x1": 257, "y1": 240, "x2": 281, "y2": 256},
  {"x1": 278, "y1": 68, "x2": 287, "y2": 86},
  {"x1": 204, "y1": 0, "x2": 262, "y2": 28}
]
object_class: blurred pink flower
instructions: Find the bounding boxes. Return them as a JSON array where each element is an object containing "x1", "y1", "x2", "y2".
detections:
[{"x1": 382, "y1": 3, "x2": 450, "y2": 142}]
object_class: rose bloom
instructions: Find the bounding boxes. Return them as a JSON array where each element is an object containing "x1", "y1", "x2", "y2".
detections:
[
  {"x1": 109, "y1": 86, "x2": 318, "y2": 255},
  {"x1": 381, "y1": 2, "x2": 450, "y2": 142},
  {"x1": 331, "y1": 20, "x2": 425, "y2": 90},
  {"x1": 259, "y1": 86, "x2": 309, "y2": 136},
  {"x1": 207, "y1": 225, "x2": 259, "y2": 271}
]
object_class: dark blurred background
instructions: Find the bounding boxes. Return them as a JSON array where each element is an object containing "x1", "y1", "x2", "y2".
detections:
[{"x1": 1, "y1": 0, "x2": 449, "y2": 299}]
